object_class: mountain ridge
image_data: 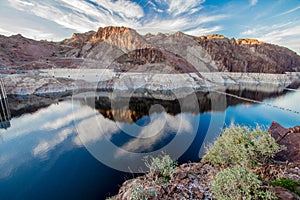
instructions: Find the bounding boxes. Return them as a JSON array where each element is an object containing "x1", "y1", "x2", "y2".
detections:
[{"x1": 0, "y1": 26, "x2": 299, "y2": 74}]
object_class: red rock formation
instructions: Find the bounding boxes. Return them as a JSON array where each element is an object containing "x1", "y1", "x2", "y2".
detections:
[
  {"x1": 268, "y1": 122, "x2": 300, "y2": 162},
  {"x1": 197, "y1": 36, "x2": 300, "y2": 73}
]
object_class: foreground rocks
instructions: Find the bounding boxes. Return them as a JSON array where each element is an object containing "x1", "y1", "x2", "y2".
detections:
[
  {"x1": 111, "y1": 122, "x2": 300, "y2": 200},
  {"x1": 270, "y1": 186, "x2": 300, "y2": 200},
  {"x1": 114, "y1": 162, "x2": 217, "y2": 200}
]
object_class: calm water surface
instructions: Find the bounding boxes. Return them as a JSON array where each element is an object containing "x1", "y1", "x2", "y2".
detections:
[{"x1": 0, "y1": 86, "x2": 299, "y2": 200}]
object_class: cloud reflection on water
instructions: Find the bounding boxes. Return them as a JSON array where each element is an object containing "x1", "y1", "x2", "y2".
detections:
[
  {"x1": 0, "y1": 101, "x2": 82, "y2": 178},
  {"x1": 0, "y1": 99, "x2": 200, "y2": 177}
]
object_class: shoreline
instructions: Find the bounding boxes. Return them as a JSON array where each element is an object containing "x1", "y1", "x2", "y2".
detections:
[{"x1": 2, "y1": 69, "x2": 300, "y2": 95}]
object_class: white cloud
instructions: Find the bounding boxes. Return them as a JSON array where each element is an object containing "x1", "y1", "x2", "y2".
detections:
[
  {"x1": 277, "y1": 5, "x2": 300, "y2": 16},
  {"x1": 185, "y1": 26, "x2": 223, "y2": 36},
  {"x1": 3, "y1": 0, "x2": 226, "y2": 40},
  {"x1": 10, "y1": 0, "x2": 34, "y2": 7},
  {"x1": 0, "y1": 26, "x2": 60, "y2": 40},
  {"x1": 250, "y1": 0, "x2": 258, "y2": 6},
  {"x1": 240, "y1": 22, "x2": 300, "y2": 54},
  {"x1": 241, "y1": 29, "x2": 258, "y2": 36},
  {"x1": 167, "y1": 0, "x2": 205, "y2": 16},
  {"x1": 257, "y1": 25, "x2": 300, "y2": 53},
  {"x1": 136, "y1": 13, "x2": 227, "y2": 35},
  {"x1": 259, "y1": 26, "x2": 300, "y2": 42},
  {"x1": 93, "y1": 0, "x2": 144, "y2": 19},
  {"x1": 7, "y1": 0, "x2": 144, "y2": 33},
  {"x1": 0, "y1": 27, "x2": 14, "y2": 36}
]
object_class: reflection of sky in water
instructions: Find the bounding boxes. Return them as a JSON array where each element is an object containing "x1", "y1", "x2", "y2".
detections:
[
  {"x1": 0, "y1": 102, "x2": 81, "y2": 179},
  {"x1": 225, "y1": 91, "x2": 300, "y2": 128},
  {"x1": 0, "y1": 90, "x2": 299, "y2": 199}
]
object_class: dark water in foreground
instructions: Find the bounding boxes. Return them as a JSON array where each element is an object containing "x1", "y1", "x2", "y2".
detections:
[{"x1": 0, "y1": 86, "x2": 299, "y2": 199}]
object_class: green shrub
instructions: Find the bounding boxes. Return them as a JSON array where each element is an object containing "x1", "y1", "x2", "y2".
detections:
[
  {"x1": 130, "y1": 183, "x2": 146, "y2": 200},
  {"x1": 211, "y1": 165, "x2": 276, "y2": 200},
  {"x1": 271, "y1": 178, "x2": 300, "y2": 196},
  {"x1": 202, "y1": 126, "x2": 283, "y2": 168},
  {"x1": 144, "y1": 153, "x2": 177, "y2": 183}
]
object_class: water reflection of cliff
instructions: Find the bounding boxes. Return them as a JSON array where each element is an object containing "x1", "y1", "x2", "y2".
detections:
[
  {"x1": 80, "y1": 86, "x2": 291, "y2": 123},
  {"x1": 6, "y1": 82, "x2": 298, "y2": 124},
  {"x1": 7, "y1": 94, "x2": 70, "y2": 118}
]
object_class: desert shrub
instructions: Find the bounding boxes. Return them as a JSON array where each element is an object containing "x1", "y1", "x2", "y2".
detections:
[
  {"x1": 144, "y1": 153, "x2": 177, "y2": 183},
  {"x1": 130, "y1": 183, "x2": 146, "y2": 200},
  {"x1": 202, "y1": 126, "x2": 283, "y2": 168},
  {"x1": 129, "y1": 183, "x2": 158, "y2": 200},
  {"x1": 271, "y1": 178, "x2": 300, "y2": 196},
  {"x1": 211, "y1": 165, "x2": 276, "y2": 200},
  {"x1": 126, "y1": 154, "x2": 176, "y2": 200}
]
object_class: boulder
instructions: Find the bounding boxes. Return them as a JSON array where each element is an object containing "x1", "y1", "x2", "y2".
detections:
[
  {"x1": 270, "y1": 186, "x2": 299, "y2": 200},
  {"x1": 268, "y1": 122, "x2": 300, "y2": 162}
]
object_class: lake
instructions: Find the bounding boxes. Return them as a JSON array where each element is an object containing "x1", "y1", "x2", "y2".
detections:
[{"x1": 0, "y1": 84, "x2": 299, "y2": 199}]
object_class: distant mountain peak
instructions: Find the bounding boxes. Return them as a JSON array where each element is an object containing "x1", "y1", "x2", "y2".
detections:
[
  {"x1": 173, "y1": 31, "x2": 186, "y2": 37},
  {"x1": 91, "y1": 26, "x2": 136, "y2": 42}
]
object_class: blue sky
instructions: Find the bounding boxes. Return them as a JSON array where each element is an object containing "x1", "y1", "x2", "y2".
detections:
[{"x1": 0, "y1": 0, "x2": 299, "y2": 53}]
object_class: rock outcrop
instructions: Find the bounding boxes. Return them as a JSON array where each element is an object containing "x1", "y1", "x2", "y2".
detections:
[
  {"x1": 91, "y1": 26, "x2": 149, "y2": 51},
  {"x1": 0, "y1": 34, "x2": 70, "y2": 69},
  {"x1": 1, "y1": 26, "x2": 300, "y2": 73},
  {"x1": 236, "y1": 38, "x2": 265, "y2": 45},
  {"x1": 61, "y1": 26, "x2": 150, "y2": 66},
  {"x1": 113, "y1": 162, "x2": 217, "y2": 200},
  {"x1": 268, "y1": 122, "x2": 300, "y2": 162},
  {"x1": 197, "y1": 36, "x2": 300, "y2": 73},
  {"x1": 113, "y1": 48, "x2": 204, "y2": 75}
]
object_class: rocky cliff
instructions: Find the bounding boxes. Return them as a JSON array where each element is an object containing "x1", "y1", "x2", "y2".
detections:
[
  {"x1": 1, "y1": 26, "x2": 300, "y2": 73},
  {"x1": 197, "y1": 37, "x2": 300, "y2": 73}
]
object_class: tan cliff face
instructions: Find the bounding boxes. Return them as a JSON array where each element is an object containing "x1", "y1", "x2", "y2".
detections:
[
  {"x1": 86, "y1": 26, "x2": 150, "y2": 51},
  {"x1": 91, "y1": 26, "x2": 133, "y2": 41},
  {"x1": 236, "y1": 38, "x2": 265, "y2": 45},
  {"x1": 0, "y1": 26, "x2": 299, "y2": 73},
  {"x1": 199, "y1": 34, "x2": 226, "y2": 40}
]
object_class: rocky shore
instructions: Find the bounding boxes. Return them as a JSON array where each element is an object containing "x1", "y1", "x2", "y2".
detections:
[{"x1": 109, "y1": 123, "x2": 300, "y2": 200}]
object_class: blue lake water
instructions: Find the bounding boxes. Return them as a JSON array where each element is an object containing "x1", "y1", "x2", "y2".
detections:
[{"x1": 0, "y1": 87, "x2": 299, "y2": 199}]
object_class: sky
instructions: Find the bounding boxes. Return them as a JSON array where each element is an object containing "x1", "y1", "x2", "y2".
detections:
[{"x1": 0, "y1": 0, "x2": 300, "y2": 54}]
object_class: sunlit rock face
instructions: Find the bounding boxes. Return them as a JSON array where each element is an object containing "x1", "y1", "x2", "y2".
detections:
[{"x1": 236, "y1": 38, "x2": 265, "y2": 45}]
